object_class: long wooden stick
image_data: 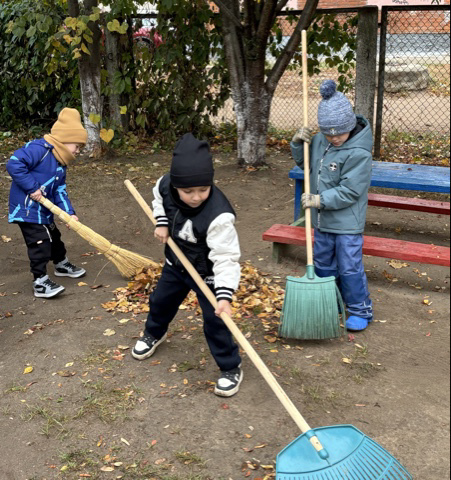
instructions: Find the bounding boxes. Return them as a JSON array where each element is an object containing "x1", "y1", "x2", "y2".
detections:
[
  {"x1": 302, "y1": 30, "x2": 314, "y2": 267},
  {"x1": 124, "y1": 179, "x2": 328, "y2": 456}
]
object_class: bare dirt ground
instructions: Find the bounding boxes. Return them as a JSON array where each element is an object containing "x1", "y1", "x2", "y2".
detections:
[{"x1": 0, "y1": 147, "x2": 450, "y2": 480}]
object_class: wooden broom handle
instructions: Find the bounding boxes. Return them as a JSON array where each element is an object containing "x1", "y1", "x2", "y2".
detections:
[
  {"x1": 302, "y1": 30, "x2": 314, "y2": 266},
  {"x1": 124, "y1": 179, "x2": 327, "y2": 454}
]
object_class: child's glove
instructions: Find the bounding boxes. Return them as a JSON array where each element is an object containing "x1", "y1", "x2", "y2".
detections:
[
  {"x1": 302, "y1": 193, "x2": 321, "y2": 209},
  {"x1": 292, "y1": 127, "x2": 313, "y2": 144}
]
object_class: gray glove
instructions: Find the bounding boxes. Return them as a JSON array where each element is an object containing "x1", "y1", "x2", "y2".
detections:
[
  {"x1": 292, "y1": 127, "x2": 313, "y2": 144},
  {"x1": 302, "y1": 193, "x2": 321, "y2": 209}
]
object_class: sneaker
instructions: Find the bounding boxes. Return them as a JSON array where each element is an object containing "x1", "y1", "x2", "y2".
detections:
[
  {"x1": 214, "y1": 366, "x2": 243, "y2": 398},
  {"x1": 132, "y1": 332, "x2": 168, "y2": 361},
  {"x1": 54, "y1": 258, "x2": 86, "y2": 278},
  {"x1": 33, "y1": 275, "x2": 65, "y2": 298}
]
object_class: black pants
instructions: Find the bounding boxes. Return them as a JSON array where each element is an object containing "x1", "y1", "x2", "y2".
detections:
[
  {"x1": 17, "y1": 222, "x2": 67, "y2": 279},
  {"x1": 145, "y1": 263, "x2": 241, "y2": 372}
]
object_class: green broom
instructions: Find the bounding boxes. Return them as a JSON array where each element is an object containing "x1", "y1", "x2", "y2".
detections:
[{"x1": 279, "y1": 31, "x2": 346, "y2": 340}]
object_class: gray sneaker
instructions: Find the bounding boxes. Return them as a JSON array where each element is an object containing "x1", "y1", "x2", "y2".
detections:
[
  {"x1": 54, "y1": 258, "x2": 86, "y2": 278},
  {"x1": 33, "y1": 275, "x2": 65, "y2": 298}
]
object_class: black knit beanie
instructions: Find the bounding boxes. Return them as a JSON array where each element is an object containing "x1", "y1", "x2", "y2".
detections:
[{"x1": 170, "y1": 133, "x2": 214, "y2": 188}]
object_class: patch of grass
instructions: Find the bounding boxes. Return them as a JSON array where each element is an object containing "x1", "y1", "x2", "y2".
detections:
[
  {"x1": 77, "y1": 380, "x2": 139, "y2": 422},
  {"x1": 175, "y1": 450, "x2": 207, "y2": 468},
  {"x1": 59, "y1": 448, "x2": 100, "y2": 471},
  {"x1": 22, "y1": 404, "x2": 69, "y2": 438},
  {"x1": 4, "y1": 382, "x2": 28, "y2": 393},
  {"x1": 380, "y1": 130, "x2": 450, "y2": 167},
  {"x1": 344, "y1": 344, "x2": 382, "y2": 379}
]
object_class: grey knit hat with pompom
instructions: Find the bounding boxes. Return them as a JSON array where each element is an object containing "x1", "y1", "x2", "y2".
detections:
[{"x1": 317, "y1": 80, "x2": 357, "y2": 136}]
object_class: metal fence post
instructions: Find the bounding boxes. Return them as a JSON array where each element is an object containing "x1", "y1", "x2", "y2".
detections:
[
  {"x1": 374, "y1": 7, "x2": 388, "y2": 159},
  {"x1": 355, "y1": 6, "x2": 379, "y2": 132}
]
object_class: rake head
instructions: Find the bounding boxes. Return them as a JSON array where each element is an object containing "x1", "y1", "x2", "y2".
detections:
[
  {"x1": 279, "y1": 270, "x2": 346, "y2": 340},
  {"x1": 276, "y1": 425, "x2": 412, "y2": 479}
]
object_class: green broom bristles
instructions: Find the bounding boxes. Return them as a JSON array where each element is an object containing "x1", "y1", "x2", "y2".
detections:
[{"x1": 279, "y1": 266, "x2": 346, "y2": 340}]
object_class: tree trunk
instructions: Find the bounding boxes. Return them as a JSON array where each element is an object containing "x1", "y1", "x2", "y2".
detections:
[
  {"x1": 68, "y1": 0, "x2": 102, "y2": 156},
  {"x1": 234, "y1": 82, "x2": 272, "y2": 166},
  {"x1": 215, "y1": 0, "x2": 319, "y2": 166},
  {"x1": 104, "y1": 27, "x2": 125, "y2": 131}
]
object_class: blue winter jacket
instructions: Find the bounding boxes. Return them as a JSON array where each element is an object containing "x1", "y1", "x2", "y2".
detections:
[
  {"x1": 291, "y1": 115, "x2": 373, "y2": 234},
  {"x1": 6, "y1": 139, "x2": 75, "y2": 225}
]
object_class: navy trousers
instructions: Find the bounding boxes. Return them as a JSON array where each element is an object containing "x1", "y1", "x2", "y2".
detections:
[
  {"x1": 314, "y1": 230, "x2": 373, "y2": 321},
  {"x1": 17, "y1": 222, "x2": 67, "y2": 279},
  {"x1": 145, "y1": 263, "x2": 241, "y2": 372}
]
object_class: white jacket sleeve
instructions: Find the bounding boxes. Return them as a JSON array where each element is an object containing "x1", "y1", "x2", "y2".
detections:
[
  {"x1": 207, "y1": 213, "x2": 241, "y2": 302},
  {"x1": 152, "y1": 176, "x2": 168, "y2": 227}
]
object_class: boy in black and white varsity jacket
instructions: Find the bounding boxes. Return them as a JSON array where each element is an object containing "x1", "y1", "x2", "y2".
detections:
[{"x1": 132, "y1": 133, "x2": 243, "y2": 397}]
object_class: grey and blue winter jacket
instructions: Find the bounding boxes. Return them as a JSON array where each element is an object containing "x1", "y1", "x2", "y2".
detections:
[
  {"x1": 6, "y1": 139, "x2": 75, "y2": 225},
  {"x1": 291, "y1": 115, "x2": 373, "y2": 234}
]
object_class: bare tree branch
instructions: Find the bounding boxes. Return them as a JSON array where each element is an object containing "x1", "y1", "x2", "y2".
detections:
[{"x1": 266, "y1": 0, "x2": 320, "y2": 92}]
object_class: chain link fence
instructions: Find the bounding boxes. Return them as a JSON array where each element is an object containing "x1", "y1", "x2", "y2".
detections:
[
  {"x1": 375, "y1": 6, "x2": 450, "y2": 157},
  {"x1": 133, "y1": 5, "x2": 450, "y2": 158}
]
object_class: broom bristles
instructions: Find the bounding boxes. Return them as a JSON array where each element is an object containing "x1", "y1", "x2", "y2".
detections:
[
  {"x1": 39, "y1": 197, "x2": 157, "y2": 278},
  {"x1": 279, "y1": 275, "x2": 345, "y2": 340}
]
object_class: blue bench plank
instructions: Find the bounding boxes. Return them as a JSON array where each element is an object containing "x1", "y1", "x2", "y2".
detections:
[
  {"x1": 289, "y1": 161, "x2": 451, "y2": 222},
  {"x1": 289, "y1": 161, "x2": 451, "y2": 193}
]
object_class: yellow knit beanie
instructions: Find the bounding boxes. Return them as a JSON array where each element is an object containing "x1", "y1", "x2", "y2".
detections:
[{"x1": 50, "y1": 108, "x2": 87, "y2": 145}]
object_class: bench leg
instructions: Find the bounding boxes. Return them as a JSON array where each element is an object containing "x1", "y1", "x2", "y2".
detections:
[{"x1": 272, "y1": 242, "x2": 287, "y2": 263}]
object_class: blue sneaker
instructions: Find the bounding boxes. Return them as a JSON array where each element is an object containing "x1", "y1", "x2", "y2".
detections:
[{"x1": 346, "y1": 316, "x2": 370, "y2": 332}]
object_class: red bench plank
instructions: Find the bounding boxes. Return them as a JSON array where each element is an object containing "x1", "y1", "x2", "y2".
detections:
[
  {"x1": 368, "y1": 194, "x2": 450, "y2": 215},
  {"x1": 263, "y1": 225, "x2": 450, "y2": 267}
]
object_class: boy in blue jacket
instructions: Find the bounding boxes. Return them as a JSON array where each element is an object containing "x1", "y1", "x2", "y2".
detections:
[
  {"x1": 291, "y1": 80, "x2": 373, "y2": 331},
  {"x1": 6, "y1": 108, "x2": 87, "y2": 298}
]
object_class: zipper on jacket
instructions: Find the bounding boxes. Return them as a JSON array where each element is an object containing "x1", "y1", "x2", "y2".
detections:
[{"x1": 317, "y1": 143, "x2": 332, "y2": 230}]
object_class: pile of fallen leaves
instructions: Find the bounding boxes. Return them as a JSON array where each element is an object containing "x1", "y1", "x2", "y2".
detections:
[{"x1": 102, "y1": 262, "x2": 285, "y2": 331}]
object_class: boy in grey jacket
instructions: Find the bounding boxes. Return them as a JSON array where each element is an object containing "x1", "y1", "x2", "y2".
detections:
[{"x1": 291, "y1": 80, "x2": 373, "y2": 331}]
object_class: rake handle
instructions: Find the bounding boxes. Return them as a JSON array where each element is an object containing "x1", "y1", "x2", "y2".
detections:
[
  {"x1": 302, "y1": 30, "x2": 314, "y2": 267},
  {"x1": 124, "y1": 179, "x2": 327, "y2": 455}
]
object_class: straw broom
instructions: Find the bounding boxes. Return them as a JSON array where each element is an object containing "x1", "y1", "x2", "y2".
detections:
[
  {"x1": 38, "y1": 196, "x2": 158, "y2": 278},
  {"x1": 278, "y1": 31, "x2": 346, "y2": 340}
]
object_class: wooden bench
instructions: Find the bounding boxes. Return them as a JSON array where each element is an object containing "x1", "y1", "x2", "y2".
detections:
[
  {"x1": 367, "y1": 193, "x2": 450, "y2": 215},
  {"x1": 262, "y1": 224, "x2": 450, "y2": 267},
  {"x1": 290, "y1": 162, "x2": 451, "y2": 223}
]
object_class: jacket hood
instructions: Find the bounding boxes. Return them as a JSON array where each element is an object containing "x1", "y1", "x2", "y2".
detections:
[{"x1": 320, "y1": 115, "x2": 373, "y2": 153}]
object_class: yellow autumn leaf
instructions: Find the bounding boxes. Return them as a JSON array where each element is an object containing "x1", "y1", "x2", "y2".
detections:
[
  {"x1": 342, "y1": 358, "x2": 352, "y2": 364},
  {"x1": 23, "y1": 366, "x2": 33, "y2": 374},
  {"x1": 120, "y1": 105, "x2": 127, "y2": 115},
  {"x1": 89, "y1": 113, "x2": 101, "y2": 124},
  {"x1": 100, "y1": 128, "x2": 114, "y2": 143},
  {"x1": 78, "y1": 282, "x2": 88, "y2": 287},
  {"x1": 81, "y1": 42, "x2": 91, "y2": 55},
  {"x1": 100, "y1": 466, "x2": 115, "y2": 472},
  {"x1": 103, "y1": 329, "x2": 116, "y2": 336}
]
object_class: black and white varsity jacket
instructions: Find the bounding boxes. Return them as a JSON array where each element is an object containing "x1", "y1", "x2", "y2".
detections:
[{"x1": 153, "y1": 174, "x2": 241, "y2": 303}]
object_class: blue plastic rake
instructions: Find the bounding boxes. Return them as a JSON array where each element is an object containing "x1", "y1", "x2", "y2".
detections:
[
  {"x1": 276, "y1": 425, "x2": 412, "y2": 479},
  {"x1": 126, "y1": 179, "x2": 413, "y2": 480}
]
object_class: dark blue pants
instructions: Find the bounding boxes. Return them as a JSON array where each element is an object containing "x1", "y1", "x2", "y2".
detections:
[
  {"x1": 145, "y1": 263, "x2": 241, "y2": 371},
  {"x1": 314, "y1": 230, "x2": 373, "y2": 321}
]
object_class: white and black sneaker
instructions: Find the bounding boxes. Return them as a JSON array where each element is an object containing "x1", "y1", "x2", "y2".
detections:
[
  {"x1": 132, "y1": 332, "x2": 168, "y2": 360},
  {"x1": 33, "y1": 275, "x2": 65, "y2": 298},
  {"x1": 214, "y1": 366, "x2": 243, "y2": 398},
  {"x1": 54, "y1": 258, "x2": 86, "y2": 278}
]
